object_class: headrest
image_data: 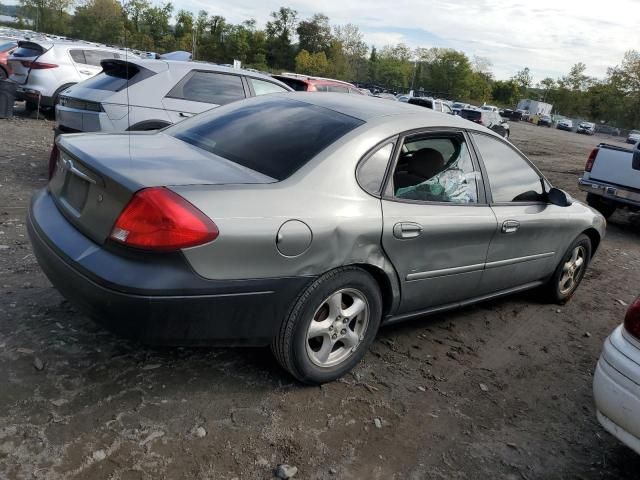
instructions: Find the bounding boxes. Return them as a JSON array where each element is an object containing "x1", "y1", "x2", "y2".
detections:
[{"x1": 408, "y1": 148, "x2": 445, "y2": 180}]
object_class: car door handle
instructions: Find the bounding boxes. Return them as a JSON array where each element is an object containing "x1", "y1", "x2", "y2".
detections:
[
  {"x1": 501, "y1": 220, "x2": 520, "y2": 234},
  {"x1": 179, "y1": 112, "x2": 194, "y2": 118},
  {"x1": 393, "y1": 222, "x2": 423, "y2": 239},
  {"x1": 79, "y1": 70, "x2": 92, "y2": 75}
]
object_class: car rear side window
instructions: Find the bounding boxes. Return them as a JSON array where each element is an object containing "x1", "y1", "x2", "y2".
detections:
[
  {"x1": 83, "y1": 50, "x2": 119, "y2": 66},
  {"x1": 472, "y1": 133, "x2": 544, "y2": 203},
  {"x1": 357, "y1": 143, "x2": 394, "y2": 195},
  {"x1": 248, "y1": 78, "x2": 288, "y2": 96},
  {"x1": 69, "y1": 49, "x2": 85, "y2": 64},
  {"x1": 167, "y1": 71, "x2": 245, "y2": 105},
  {"x1": 169, "y1": 97, "x2": 364, "y2": 181}
]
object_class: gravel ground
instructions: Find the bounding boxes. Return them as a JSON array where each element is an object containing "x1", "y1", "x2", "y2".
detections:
[{"x1": 1, "y1": 108, "x2": 640, "y2": 480}]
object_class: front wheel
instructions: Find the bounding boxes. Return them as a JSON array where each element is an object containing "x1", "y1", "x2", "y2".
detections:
[
  {"x1": 542, "y1": 234, "x2": 591, "y2": 304},
  {"x1": 272, "y1": 267, "x2": 382, "y2": 384}
]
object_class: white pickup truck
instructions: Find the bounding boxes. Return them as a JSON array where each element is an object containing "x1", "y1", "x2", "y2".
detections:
[{"x1": 578, "y1": 143, "x2": 640, "y2": 218}]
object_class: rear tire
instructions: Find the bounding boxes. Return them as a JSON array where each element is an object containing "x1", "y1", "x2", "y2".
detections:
[
  {"x1": 272, "y1": 267, "x2": 382, "y2": 384},
  {"x1": 541, "y1": 234, "x2": 591, "y2": 304},
  {"x1": 586, "y1": 193, "x2": 616, "y2": 219}
]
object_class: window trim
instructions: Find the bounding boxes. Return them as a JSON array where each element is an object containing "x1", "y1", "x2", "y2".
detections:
[
  {"x1": 164, "y1": 69, "x2": 248, "y2": 105},
  {"x1": 380, "y1": 127, "x2": 489, "y2": 206},
  {"x1": 355, "y1": 136, "x2": 399, "y2": 198},
  {"x1": 468, "y1": 130, "x2": 550, "y2": 206}
]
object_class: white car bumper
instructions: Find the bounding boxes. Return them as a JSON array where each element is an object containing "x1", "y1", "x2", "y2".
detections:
[{"x1": 593, "y1": 325, "x2": 640, "y2": 454}]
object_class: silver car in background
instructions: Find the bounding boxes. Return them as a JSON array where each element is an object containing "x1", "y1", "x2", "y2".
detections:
[
  {"x1": 8, "y1": 39, "x2": 123, "y2": 110},
  {"x1": 55, "y1": 58, "x2": 292, "y2": 134},
  {"x1": 29, "y1": 93, "x2": 605, "y2": 384}
]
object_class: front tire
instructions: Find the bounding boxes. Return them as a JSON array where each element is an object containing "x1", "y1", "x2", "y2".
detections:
[
  {"x1": 272, "y1": 267, "x2": 382, "y2": 384},
  {"x1": 542, "y1": 234, "x2": 591, "y2": 304}
]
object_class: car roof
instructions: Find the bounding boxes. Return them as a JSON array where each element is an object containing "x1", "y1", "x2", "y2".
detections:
[{"x1": 118, "y1": 58, "x2": 292, "y2": 87}]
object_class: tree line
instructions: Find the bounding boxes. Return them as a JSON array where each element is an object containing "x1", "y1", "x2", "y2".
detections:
[{"x1": 2, "y1": 0, "x2": 639, "y2": 129}]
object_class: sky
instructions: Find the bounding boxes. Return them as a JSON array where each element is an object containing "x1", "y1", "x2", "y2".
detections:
[
  {"x1": 4, "y1": 0, "x2": 638, "y2": 82},
  {"x1": 174, "y1": 0, "x2": 640, "y2": 82}
]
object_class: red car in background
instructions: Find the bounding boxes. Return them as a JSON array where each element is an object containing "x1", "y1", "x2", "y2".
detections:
[
  {"x1": 0, "y1": 39, "x2": 18, "y2": 79},
  {"x1": 271, "y1": 73, "x2": 364, "y2": 94}
]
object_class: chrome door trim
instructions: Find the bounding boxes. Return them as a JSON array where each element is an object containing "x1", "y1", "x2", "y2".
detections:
[
  {"x1": 485, "y1": 251, "x2": 555, "y2": 269},
  {"x1": 404, "y1": 251, "x2": 555, "y2": 281},
  {"x1": 406, "y1": 262, "x2": 484, "y2": 281},
  {"x1": 384, "y1": 280, "x2": 545, "y2": 325}
]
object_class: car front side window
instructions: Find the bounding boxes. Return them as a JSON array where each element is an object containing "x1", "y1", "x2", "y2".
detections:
[{"x1": 472, "y1": 133, "x2": 544, "y2": 203}]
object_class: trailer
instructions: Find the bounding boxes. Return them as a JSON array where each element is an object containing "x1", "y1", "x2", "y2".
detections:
[{"x1": 516, "y1": 99, "x2": 552, "y2": 116}]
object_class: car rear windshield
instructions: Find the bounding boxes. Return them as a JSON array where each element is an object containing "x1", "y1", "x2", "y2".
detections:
[
  {"x1": 0, "y1": 41, "x2": 16, "y2": 52},
  {"x1": 77, "y1": 61, "x2": 152, "y2": 91},
  {"x1": 11, "y1": 45, "x2": 44, "y2": 58},
  {"x1": 460, "y1": 109, "x2": 481, "y2": 121},
  {"x1": 169, "y1": 97, "x2": 364, "y2": 180}
]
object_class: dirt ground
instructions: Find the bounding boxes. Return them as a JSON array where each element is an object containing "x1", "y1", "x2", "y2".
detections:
[{"x1": 1, "y1": 107, "x2": 640, "y2": 480}]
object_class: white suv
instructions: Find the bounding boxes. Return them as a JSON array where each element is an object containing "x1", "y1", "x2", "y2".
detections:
[
  {"x1": 8, "y1": 40, "x2": 123, "y2": 110},
  {"x1": 55, "y1": 58, "x2": 292, "y2": 134}
]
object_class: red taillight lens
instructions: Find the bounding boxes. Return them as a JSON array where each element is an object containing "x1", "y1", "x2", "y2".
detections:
[
  {"x1": 21, "y1": 61, "x2": 58, "y2": 69},
  {"x1": 110, "y1": 187, "x2": 219, "y2": 252},
  {"x1": 624, "y1": 297, "x2": 640, "y2": 340},
  {"x1": 585, "y1": 148, "x2": 598, "y2": 172},
  {"x1": 48, "y1": 144, "x2": 59, "y2": 180}
]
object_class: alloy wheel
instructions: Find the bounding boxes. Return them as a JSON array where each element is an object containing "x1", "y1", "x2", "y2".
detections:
[
  {"x1": 305, "y1": 288, "x2": 369, "y2": 368},
  {"x1": 559, "y1": 245, "x2": 586, "y2": 295}
]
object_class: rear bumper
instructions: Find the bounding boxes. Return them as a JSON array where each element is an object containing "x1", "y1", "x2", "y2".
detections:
[
  {"x1": 578, "y1": 178, "x2": 640, "y2": 209},
  {"x1": 593, "y1": 326, "x2": 640, "y2": 454},
  {"x1": 15, "y1": 86, "x2": 55, "y2": 106},
  {"x1": 27, "y1": 188, "x2": 313, "y2": 345},
  {"x1": 55, "y1": 105, "x2": 114, "y2": 133}
]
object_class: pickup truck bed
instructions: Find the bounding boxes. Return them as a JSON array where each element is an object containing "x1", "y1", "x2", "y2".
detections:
[{"x1": 578, "y1": 143, "x2": 640, "y2": 218}]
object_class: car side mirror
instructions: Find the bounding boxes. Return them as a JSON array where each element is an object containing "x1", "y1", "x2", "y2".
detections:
[{"x1": 547, "y1": 187, "x2": 572, "y2": 207}]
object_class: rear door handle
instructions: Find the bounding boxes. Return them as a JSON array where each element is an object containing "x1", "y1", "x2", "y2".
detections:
[
  {"x1": 501, "y1": 220, "x2": 520, "y2": 234},
  {"x1": 393, "y1": 222, "x2": 423, "y2": 239},
  {"x1": 179, "y1": 112, "x2": 194, "y2": 118},
  {"x1": 79, "y1": 70, "x2": 92, "y2": 75}
]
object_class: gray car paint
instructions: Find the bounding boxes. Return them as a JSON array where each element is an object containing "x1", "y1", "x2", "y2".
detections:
[{"x1": 53, "y1": 92, "x2": 606, "y2": 321}]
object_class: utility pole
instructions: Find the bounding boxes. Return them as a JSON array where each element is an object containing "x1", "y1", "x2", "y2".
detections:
[{"x1": 410, "y1": 60, "x2": 418, "y2": 93}]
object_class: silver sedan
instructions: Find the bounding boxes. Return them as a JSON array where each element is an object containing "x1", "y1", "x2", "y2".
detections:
[{"x1": 28, "y1": 93, "x2": 606, "y2": 383}]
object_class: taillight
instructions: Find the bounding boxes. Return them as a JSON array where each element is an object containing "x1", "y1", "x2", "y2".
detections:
[
  {"x1": 585, "y1": 148, "x2": 598, "y2": 172},
  {"x1": 20, "y1": 61, "x2": 58, "y2": 69},
  {"x1": 624, "y1": 297, "x2": 640, "y2": 340},
  {"x1": 109, "y1": 187, "x2": 219, "y2": 252},
  {"x1": 48, "y1": 144, "x2": 59, "y2": 180}
]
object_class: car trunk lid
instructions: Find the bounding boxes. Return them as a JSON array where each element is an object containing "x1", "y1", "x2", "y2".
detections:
[{"x1": 50, "y1": 132, "x2": 275, "y2": 244}]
